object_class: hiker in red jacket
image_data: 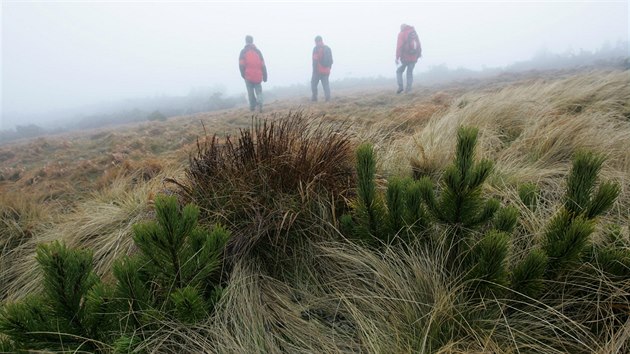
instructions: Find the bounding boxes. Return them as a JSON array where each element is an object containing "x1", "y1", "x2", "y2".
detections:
[
  {"x1": 311, "y1": 35, "x2": 333, "y2": 102},
  {"x1": 239, "y1": 35, "x2": 268, "y2": 112},
  {"x1": 396, "y1": 24, "x2": 422, "y2": 94}
]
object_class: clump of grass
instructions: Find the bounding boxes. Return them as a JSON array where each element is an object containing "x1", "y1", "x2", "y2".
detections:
[
  {"x1": 1, "y1": 168, "x2": 173, "y2": 301},
  {"x1": 174, "y1": 111, "x2": 356, "y2": 263},
  {"x1": 0, "y1": 192, "x2": 53, "y2": 300},
  {"x1": 331, "y1": 241, "x2": 609, "y2": 353},
  {"x1": 97, "y1": 157, "x2": 164, "y2": 188},
  {"x1": 130, "y1": 250, "x2": 360, "y2": 354},
  {"x1": 405, "y1": 71, "x2": 630, "y2": 179}
]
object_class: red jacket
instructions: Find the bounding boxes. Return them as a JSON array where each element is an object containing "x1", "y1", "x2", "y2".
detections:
[
  {"x1": 239, "y1": 44, "x2": 267, "y2": 84},
  {"x1": 312, "y1": 40, "x2": 332, "y2": 75},
  {"x1": 396, "y1": 25, "x2": 421, "y2": 63}
]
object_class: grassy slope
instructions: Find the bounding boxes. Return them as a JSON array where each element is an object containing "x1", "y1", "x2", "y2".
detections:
[{"x1": 1, "y1": 67, "x2": 629, "y2": 352}]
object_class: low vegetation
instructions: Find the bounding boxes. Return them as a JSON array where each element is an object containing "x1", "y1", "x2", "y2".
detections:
[
  {"x1": 1, "y1": 67, "x2": 629, "y2": 353},
  {"x1": 173, "y1": 113, "x2": 355, "y2": 265}
]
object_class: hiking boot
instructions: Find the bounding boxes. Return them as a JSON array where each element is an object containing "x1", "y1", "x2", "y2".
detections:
[{"x1": 396, "y1": 88, "x2": 403, "y2": 94}]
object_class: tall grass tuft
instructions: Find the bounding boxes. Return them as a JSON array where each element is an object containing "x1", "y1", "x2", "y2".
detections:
[
  {"x1": 1, "y1": 169, "x2": 171, "y2": 301},
  {"x1": 175, "y1": 111, "x2": 356, "y2": 264},
  {"x1": 0, "y1": 192, "x2": 53, "y2": 301}
]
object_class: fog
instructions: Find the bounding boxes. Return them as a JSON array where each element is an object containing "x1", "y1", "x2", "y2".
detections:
[{"x1": 1, "y1": 1, "x2": 628, "y2": 130}]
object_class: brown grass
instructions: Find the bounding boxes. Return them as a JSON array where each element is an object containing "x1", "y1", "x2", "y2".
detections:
[
  {"x1": 0, "y1": 191, "x2": 54, "y2": 300},
  {"x1": 1, "y1": 167, "x2": 181, "y2": 300},
  {"x1": 1, "y1": 67, "x2": 629, "y2": 352},
  {"x1": 400, "y1": 70, "x2": 630, "y2": 229},
  {"x1": 177, "y1": 112, "x2": 356, "y2": 263}
]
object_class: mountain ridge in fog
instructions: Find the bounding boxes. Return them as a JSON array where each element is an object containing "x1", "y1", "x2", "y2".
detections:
[{"x1": 1, "y1": 44, "x2": 628, "y2": 144}]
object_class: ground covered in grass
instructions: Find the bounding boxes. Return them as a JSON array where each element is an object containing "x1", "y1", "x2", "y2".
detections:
[{"x1": 1, "y1": 67, "x2": 629, "y2": 353}]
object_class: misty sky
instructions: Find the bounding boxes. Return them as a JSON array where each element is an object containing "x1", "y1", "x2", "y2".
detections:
[{"x1": 1, "y1": 1, "x2": 628, "y2": 128}]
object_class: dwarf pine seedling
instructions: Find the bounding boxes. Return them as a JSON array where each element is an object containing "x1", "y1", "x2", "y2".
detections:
[{"x1": 0, "y1": 195, "x2": 230, "y2": 352}]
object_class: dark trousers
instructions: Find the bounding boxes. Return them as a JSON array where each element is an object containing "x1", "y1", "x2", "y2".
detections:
[
  {"x1": 245, "y1": 80, "x2": 263, "y2": 111},
  {"x1": 396, "y1": 62, "x2": 416, "y2": 92},
  {"x1": 311, "y1": 72, "x2": 330, "y2": 102}
]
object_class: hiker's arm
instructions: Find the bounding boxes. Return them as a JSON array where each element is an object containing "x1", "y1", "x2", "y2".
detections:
[
  {"x1": 258, "y1": 49, "x2": 268, "y2": 82},
  {"x1": 312, "y1": 47, "x2": 319, "y2": 69},
  {"x1": 396, "y1": 32, "x2": 404, "y2": 61},
  {"x1": 238, "y1": 50, "x2": 246, "y2": 79}
]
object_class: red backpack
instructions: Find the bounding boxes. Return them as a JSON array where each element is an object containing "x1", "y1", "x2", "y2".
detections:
[{"x1": 405, "y1": 30, "x2": 421, "y2": 57}]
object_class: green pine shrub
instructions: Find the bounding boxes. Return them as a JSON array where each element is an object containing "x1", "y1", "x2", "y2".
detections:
[
  {"x1": 509, "y1": 248, "x2": 548, "y2": 299},
  {"x1": 0, "y1": 195, "x2": 230, "y2": 352},
  {"x1": 348, "y1": 143, "x2": 387, "y2": 243},
  {"x1": 563, "y1": 151, "x2": 618, "y2": 218},
  {"x1": 543, "y1": 210, "x2": 595, "y2": 278},
  {"x1": 344, "y1": 127, "x2": 514, "y2": 255},
  {"x1": 343, "y1": 143, "x2": 429, "y2": 246},
  {"x1": 342, "y1": 126, "x2": 528, "y2": 304},
  {"x1": 542, "y1": 151, "x2": 621, "y2": 279},
  {"x1": 492, "y1": 206, "x2": 519, "y2": 234},
  {"x1": 465, "y1": 231, "x2": 510, "y2": 298},
  {"x1": 342, "y1": 125, "x2": 627, "y2": 337},
  {"x1": 0, "y1": 241, "x2": 108, "y2": 352},
  {"x1": 586, "y1": 244, "x2": 630, "y2": 278},
  {"x1": 112, "y1": 195, "x2": 229, "y2": 331},
  {"x1": 417, "y1": 127, "x2": 506, "y2": 267},
  {"x1": 113, "y1": 335, "x2": 142, "y2": 354},
  {"x1": 587, "y1": 226, "x2": 630, "y2": 278},
  {"x1": 130, "y1": 196, "x2": 228, "y2": 297},
  {"x1": 518, "y1": 182, "x2": 539, "y2": 211},
  {"x1": 511, "y1": 152, "x2": 628, "y2": 340},
  {"x1": 0, "y1": 336, "x2": 14, "y2": 353}
]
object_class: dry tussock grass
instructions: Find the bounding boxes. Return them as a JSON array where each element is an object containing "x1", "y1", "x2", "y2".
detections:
[
  {"x1": 1, "y1": 166, "x2": 183, "y2": 300},
  {"x1": 128, "y1": 256, "x2": 359, "y2": 353},
  {"x1": 407, "y1": 71, "x2": 629, "y2": 168},
  {"x1": 1, "y1": 68, "x2": 628, "y2": 352},
  {"x1": 179, "y1": 112, "x2": 356, "y2": 263},
  {"x1": 131, "y1": 237, "x2": 616, "y2": 353},
  {"x1": 0, "y1": 191, "x2": 54, "y2": 301},
  {"x1": 316, "y1": 241, "x2": 600, "y2": 353},
  {"x1": 398, "y1": 70, "x2": 630, "y2": 224},
  {"x1": 96, "y1": 157, "x2": 165, "y2": 188}
]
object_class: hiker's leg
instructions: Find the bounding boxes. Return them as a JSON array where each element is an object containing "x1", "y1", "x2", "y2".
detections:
[
  {"x1": 321, "y1": 74, "x2": 330, "y2": 101},
  {"x1": 254, "y1": 83, "x2": 263, "y2": 112},
  {"x1": 311, "y1": 72, "x2": 319, "y2": 101},
  {"x1": 246, "y1": 81, "x2": 256, "y2": 111},
  {"x1": 396, "y1": 64, "x2": 406, "y2": 93},
  {"x1": 405, "y1": 62, "x2": 416, "y2": 93}
]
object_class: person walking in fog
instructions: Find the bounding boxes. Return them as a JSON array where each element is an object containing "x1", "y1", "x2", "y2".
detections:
[
  {"x1": 311, "y1": 35, "x2": 333, "y2": 102},
  {"x1": 396, "y1": 24, "x2": 422, "y2": 94},
  {"x1": 239, "y1": 35, "x2": 268, "y2": 112}
]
